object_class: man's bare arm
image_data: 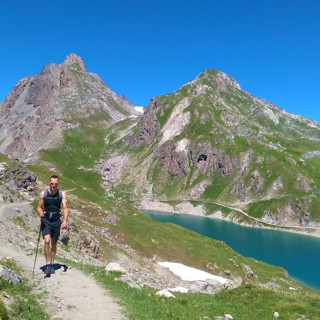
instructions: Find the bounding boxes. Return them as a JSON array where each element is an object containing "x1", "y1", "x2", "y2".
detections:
[
  {"x1": 61, "y1": 191, "x2": 68, "y2": 229},
  {"x1": 36, "y1": 191, "x2": 45, "y2": 218}
]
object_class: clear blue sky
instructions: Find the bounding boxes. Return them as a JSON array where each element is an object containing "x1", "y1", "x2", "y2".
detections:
[{"x1": 1, "y1": 0, "x2": 319, "y2": 123}]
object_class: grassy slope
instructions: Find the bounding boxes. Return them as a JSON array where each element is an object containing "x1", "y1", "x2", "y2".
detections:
[
  {"x1": 61, "y1": 259, "x2": 320, "y2": 320},
  {"x1": 24, "y1": 118, "x2": 320, "y2": 319}
]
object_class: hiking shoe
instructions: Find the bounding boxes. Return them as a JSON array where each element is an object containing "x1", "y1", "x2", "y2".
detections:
[
  {"x1": 50, "y1": 264, "x2": 55, "y2": 274},
  {"x1": 45, "y1": 264, "x2": 51, "y2": 276}
]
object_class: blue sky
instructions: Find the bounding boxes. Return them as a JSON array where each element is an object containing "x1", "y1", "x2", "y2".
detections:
[{"x1": 1, "y1": 0, "x2": 319, "y2": 123}]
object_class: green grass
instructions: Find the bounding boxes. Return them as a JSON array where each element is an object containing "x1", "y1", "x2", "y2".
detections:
[
  {"x1": 0, "y1": 298, "x2": 9, "y2": 320},
  {"x1": 11, "y1": 216, "x2": 33, "y2": 232},
  {"x1": 203, "y1": 172, "x2": 236, "y2": 200},
  {"x1": 34, "y1": 122, "x2": 108, "y2": 204},
  {"x1": 56, "y1": 257, "x2": 320, "y2": 320},
  {"x1": 0, "y1": 259, "x2": 48, "y2": 320},
  {"x1": 0, "y1": 153, "x2": 10, "y2": 163},
  {"x1": 112, "y1": 211, "x2": 299, "y2": 286}
]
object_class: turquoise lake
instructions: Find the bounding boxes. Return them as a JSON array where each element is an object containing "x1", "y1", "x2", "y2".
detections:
[{"x1": 144, "y1": 211, "x2": 320, "y2": 290}]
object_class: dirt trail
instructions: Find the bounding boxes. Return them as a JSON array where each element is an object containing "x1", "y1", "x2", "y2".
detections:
[{"x1": 0, "y1": 201, "x2": 127, "y2": 320}]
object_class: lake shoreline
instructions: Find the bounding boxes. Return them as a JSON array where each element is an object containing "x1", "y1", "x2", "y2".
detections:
[{"x1": 139, "y1": 200, "x2": 320, "y2": 239}]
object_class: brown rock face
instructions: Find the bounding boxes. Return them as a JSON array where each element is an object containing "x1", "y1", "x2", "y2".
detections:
[
  {"x1": 157, "y1": 144, "x2": 189, "y2": 177},
  {"x1": 25, "y1": 64, "x2": 61, "y2": 107},
  {"x1": 189, "y1": 142, "x2": 239, "y2": 176},
  {"x1": 126, "y1": 97, "x2": 161, "y2": 146}
]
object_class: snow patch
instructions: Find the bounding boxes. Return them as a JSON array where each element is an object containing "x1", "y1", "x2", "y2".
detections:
[
  {"x1": 134, "y1": 106, "x2": 144, "y2": 113},
  {"x1": 158, "y1": 262, "x2": 228, "y2": 284}
]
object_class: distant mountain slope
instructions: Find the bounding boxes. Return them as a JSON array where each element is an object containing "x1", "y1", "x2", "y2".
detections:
[
  {"x1": 98, "y1": 69, "x2": 320, "y2": 226},
  {"x1": 0, "y1": 53, "x2": 140, "y2": 160}
]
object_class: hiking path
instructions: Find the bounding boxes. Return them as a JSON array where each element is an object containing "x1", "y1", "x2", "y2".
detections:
[{"x1": 0, "y1": 200, "x2": 127, "y2": 320}]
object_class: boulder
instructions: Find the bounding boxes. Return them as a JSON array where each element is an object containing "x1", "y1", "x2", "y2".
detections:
[
  {"x1": 0, "y1": 265, "x2": 22, "y2": 285},
  {"x1": 156, "y1": 289, "x2": 175, "y2": 298},
  {"x1": 167, "y1": 286, "x2": 189, "y2": 293},
  {"x1": 190, "y1": 279, "x2": 223, "y2": 295},
  {"x1": 118, "y1": 275, "x2": 141, "y2": 290},
  {"x1": 73, "y1": 229, "x2": 100, "y2": 258},
  {"x1": 242, "y1": 264, "x2": 254, "y2": 277},
  {"x1": 105, "y1": 262, "x2": 127, "y2": 274}
]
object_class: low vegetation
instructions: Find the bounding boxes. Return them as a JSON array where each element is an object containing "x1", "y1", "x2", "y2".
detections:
[
  {"x1": 58, "y1": 258, "x2": 320, "y2": 320},
  {"x1": 0, "y1": 259, "x2": 48, "y2": 320}
]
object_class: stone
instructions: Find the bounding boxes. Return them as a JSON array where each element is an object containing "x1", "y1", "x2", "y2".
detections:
[
  {"x1": 156, "y1": 289, "x2": 175, "y2": 298},
  {"x1": 190, "y1": 280, "x2": 223, "y2": 295},
  {"x1": 224, "y1": 277, "x2": 242, "y2": 290},
  {"x1": 118, "y1": 275, "x2": 141, "y2": 289},
  {"x1": 264, "y1": 282, "x2": 282, "y2": 290},
  {"x1": 224, "y1": 270, "x2": 231, "y2": 276},
  {"x1": 242, "y1": 264, "x2": 254, "y2": 277},
  {"x1": 0, "y1": 265, "x2": 22, "y2": 285},
  {"x1": 74, "y1": 229, "x2": 100, "y2": 258},
  {"x1": 167, "y1": 286, "x2": 189, "y2": 293},
  {"x1": 105, "y1": 262, "x2": 127, "y2": 274}
]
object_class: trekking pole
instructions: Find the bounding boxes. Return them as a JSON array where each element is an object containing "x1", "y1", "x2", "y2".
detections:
[{"x1": 32, "y1": 221, "x2": 42, "y2": 277}]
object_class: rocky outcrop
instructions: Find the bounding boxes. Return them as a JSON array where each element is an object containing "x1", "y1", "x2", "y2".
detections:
[
  {"x1": 159, "y1": 97, "x2": 191, "y2": 144},
  {"x1": 154, "y1": 140, "x2": 239, "y2": 179},
  {"x1": 73, "y1": 229, "x2": 100, "y2": 258},
  {"x1": 208, "y1": 70, "x2": 241, "y2": 92},
  {"x1": 96, "y1": 155, "x2": 129, "y2": 190},
  {"x1": 189, "y1": 142, "x2": 239, "y2": 176},
  {"x1": 302, "y1": 150, "x2": 320, "y2": 159},
  {"x1": 157, "y1": 144, "x2": 189, "y2": 177},
  {"x1": 0, "y1": 160, "x2": 37, "y2": 197},
  {"x1": 126, "y1": 97, "x2": 161, "y2": 146},
  {"x1": 25, "y1": 64, "x2": 61, "y2": 107},
  {"x1": 189, "y1": 279, "x2": 223, "y2": 295}
]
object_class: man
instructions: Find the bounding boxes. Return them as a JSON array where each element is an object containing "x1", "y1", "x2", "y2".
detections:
[{"x1": 36, "y1": 175, "x2": 68, "y2": 276}]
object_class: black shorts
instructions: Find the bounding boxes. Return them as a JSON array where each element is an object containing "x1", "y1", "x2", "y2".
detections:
[{"x1": 41, "y1": 218, "x2": 62, "y2": 241}]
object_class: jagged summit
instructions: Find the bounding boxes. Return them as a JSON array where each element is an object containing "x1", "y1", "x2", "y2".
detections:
[
  {"x1": 197, "y1": 69, "x2": 241, "y2": 90},
  {"x1": 62, "y1": 53, "x2": 87, "y2": 71},
  {"x1": 183, "y1": 69, "x2": 241, "y2": 94}
]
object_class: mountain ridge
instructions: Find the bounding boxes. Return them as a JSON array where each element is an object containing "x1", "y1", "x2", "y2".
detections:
[
  {"x1": 1, "y1": 54, "x2": 320, "y2": 229},
  {"x1": 1, "y1": 55, "x2": 320, "y2": 319},
  {"x1": 97, "y1": 68, "x2": 320, "y2": 229},
  {"x1": 0, "y1": 53, "x2": 140, "y2": 161}
]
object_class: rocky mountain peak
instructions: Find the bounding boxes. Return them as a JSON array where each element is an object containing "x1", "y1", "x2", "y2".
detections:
[
  {"x1": 200, "y1": 69, "x2": 241, "y2": 91},
  {"x1": 62, "y1": 53, "x2": 87, "y2": 71},
  {"x1": 0, "y1": 53, "x2": 139, "y2": 160}
]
